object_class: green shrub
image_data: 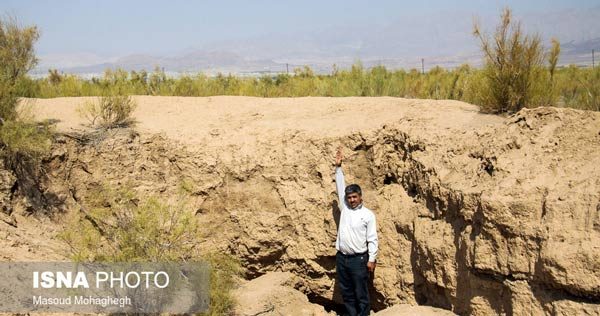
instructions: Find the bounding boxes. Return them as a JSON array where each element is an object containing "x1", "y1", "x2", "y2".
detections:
[
  {"x1": 203, "y1": 252, "x2": 243, "y2": 316},
  {"x1": 148, "y1": 66, "x2": 168, "y2": 95},
  {"x1": 473, "y1": 7, "x2": 548, "y2": 113},
  {"x1": 0, "y1": 119, "x2": 52, "y2": 159},
  {"x1": 0, "y1": 16, "x2": 51, "y2": 160},
  {"x1": 0, "y1": 17, "x2": 39, "y2": 121},
  {"x1": 13, "y1": 75, "x2": 40, "y2": 97},
  {"x1": 60, "y1": 184, "x2": 242, "y2": 315},
  {"x1": 60, "y1": 185, "x2": 200, "y2": 261},
  {"x1": 574, "y1": 67, "x2": 600, "y2": 111},
  {"x1": 47, "y1": 69, "x2": 63, "y2": 85},
  {"x1": 21, "y1": 64, "x2": 600, "y2": 113},
  {"x1": 15, "y1": 43, "x2": 598, "y2": 113}
]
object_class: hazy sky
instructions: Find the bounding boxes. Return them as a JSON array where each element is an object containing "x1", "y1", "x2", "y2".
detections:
[{"x1": 2, "y1": 0, "x2": 598, "y2": 57}]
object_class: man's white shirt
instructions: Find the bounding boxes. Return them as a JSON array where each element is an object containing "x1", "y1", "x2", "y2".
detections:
[{"x1": 335, "y1": 166, "x2": 379, "y2": 262}]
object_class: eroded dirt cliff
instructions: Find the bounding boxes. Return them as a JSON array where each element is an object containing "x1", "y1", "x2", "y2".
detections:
[{"x1": 2, "y1": 96, "x2": 599, "y2": 315}]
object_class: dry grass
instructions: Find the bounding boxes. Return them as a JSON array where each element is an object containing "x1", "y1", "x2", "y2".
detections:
[{"x1": 77, "y1": 93, "x2": 136, "y2": 128}]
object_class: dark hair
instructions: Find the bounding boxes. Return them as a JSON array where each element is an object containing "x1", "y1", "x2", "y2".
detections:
[{"x1": 345, "y1": 184, "x2": 362, "y2": 196}]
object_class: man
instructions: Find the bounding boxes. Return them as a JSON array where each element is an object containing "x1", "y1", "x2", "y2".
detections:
[{"x1": 334, "y1": 147, "x2": 378, "y2": 316}]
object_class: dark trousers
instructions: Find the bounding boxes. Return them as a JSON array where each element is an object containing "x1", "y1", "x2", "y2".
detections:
[{"x1": 336, "y1": 251, "x2": 370, "y2": 316}]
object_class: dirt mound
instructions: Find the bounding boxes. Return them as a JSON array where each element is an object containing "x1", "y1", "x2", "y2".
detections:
[
  {"x1": 233, "y1": 271, "x2": 334, "y2": 315},
  {"x1": 234, "y1": 272, "x2": 456, "y2": 316},
  {"x1": 373, "y1": 304, "x2": 457, "y2": 316},
  {"x1": 1, "y1": 96, "x2": 599, "y2": 315}
]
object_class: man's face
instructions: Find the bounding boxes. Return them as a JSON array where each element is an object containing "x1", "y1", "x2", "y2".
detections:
[{"x1": 346, "y1": 192, "x2": 362, "y2": 209}]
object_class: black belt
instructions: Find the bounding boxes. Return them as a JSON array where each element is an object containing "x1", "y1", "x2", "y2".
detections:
[{"x1": 337, "y1": 251, "x2": 368, "y2": 257}]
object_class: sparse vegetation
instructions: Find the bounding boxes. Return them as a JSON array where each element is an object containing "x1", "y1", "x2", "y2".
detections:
[
  {"x1": 6, "y1": 5, "x2": 597, "y2": 115},
  {"x1": 61, "y1": 184, "x2": 199, "y2": 261},
  {"x1": 60, "y1": 184, "x2": 242, "y2": 315},
  {"x1": 1, "y1": 7, "x2": 596, "y2": 121},
  {"x1": 77, "y1": 91, "x2": 137, "y2": 128},
  {"x1": 14, "y1": 62, "x2": 598, "y2": 112}
]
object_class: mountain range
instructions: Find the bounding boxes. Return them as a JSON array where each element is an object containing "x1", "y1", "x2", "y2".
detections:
[{"x1": 33, "y1": 6, "x2": 600, "y2": 76}]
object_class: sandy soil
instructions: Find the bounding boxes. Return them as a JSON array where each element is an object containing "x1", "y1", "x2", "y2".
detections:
[
  {"x1": 6, "y1": 96, "x2": 598, "y2": 315},
  {"x1": 27, "y1": 96, "x2": 503, "y2": 148}
]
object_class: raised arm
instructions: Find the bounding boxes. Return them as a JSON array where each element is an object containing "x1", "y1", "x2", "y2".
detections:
[{"x1": 335, "y1": 147, "x2": 346, "y2": 207}]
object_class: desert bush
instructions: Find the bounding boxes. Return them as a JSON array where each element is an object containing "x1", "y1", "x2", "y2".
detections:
[
  {"x1": 77, "y1": 92, "x2": 136, "y2": 128},
  {"x1": 61, "y1": 185, "x2": 201, "y2": 261},
  {"x1": 130, "y1": 69, "x2": 147, "y2": 85},
  {"x1": 573, "y1": 67, "x2": 600, "y2": 111},
  {"x1": 47, "y1": 69, "x2": 63, "y2": 85},
  {"x1": 19, "y1": 54, "x2": 598, "y2": 113},
  {"x1": 0, "y1": 16, "x2": 39, "y2": 121},
  {"x1": 473, "y1": 8, "x2": 546, "y2": 113},
  {"x1": 173, "y1": 75, "x2": 196, "y2": 96},
  {"x1": 203, "y1": 252, "x2": 243, "y2": 315},
  {"x1": 0, "y1": 119, "x2": 52, "y2": 160},
  {"x1": 529, "y1": 38, "x2": 562, "y2": 107},
  {"x1": 556, "y1": 65, "x2": 582, "y2": 107},
  {"x1": 548, "y1": 39, "x2": 560, "y2": 81},
  {"x1": 24, "y1": 64, "x2": 600, "y2": 113},
  {"x1": 60, "y1": 184, "x2": 242, "y2": 315},
  {"x1": 13, "y1": 76, "x2": 40, "y2": 98},
  {"x1": 547, "y1": 64, "x2": 600, "y2": 110},
  {"x1": 148, "y1": 66, "x2": 168, "y2": 95},
  {"x1": 0, "y1": 16, "x2": 52, "y2": 160},
  {"x1": 404, "y1": 68, "x2": 424, "y2": 98}
]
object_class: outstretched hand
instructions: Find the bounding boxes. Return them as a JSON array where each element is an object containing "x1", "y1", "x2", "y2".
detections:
[{"x1": 335, "y1": 146, "x2": 343, "y2": 166}]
